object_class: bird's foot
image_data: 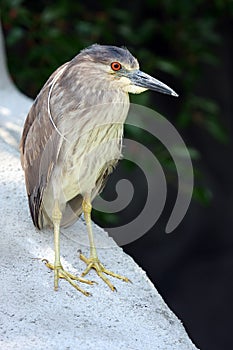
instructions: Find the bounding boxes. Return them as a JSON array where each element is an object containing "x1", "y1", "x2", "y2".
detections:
[
  {"x1": 79, "y1": 252, "x2": 130, "y2": 291},
  {"x1": 42, "y1": 259, "x2": 95, "y2": 296}
]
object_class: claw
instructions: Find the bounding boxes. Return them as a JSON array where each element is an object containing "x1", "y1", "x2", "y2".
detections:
[
  {"x1": 79, "y1": 252, "x2": 130, "y2": 291},
  {"x1": 42, "y1": 258, "x2": 95, "y2": 295}
]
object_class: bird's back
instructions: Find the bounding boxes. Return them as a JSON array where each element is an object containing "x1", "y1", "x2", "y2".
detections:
[
  {"x1": 20, "y1": 64, "x2": 68, "y2": 228},
  {"x1": 20, "y1": 57, "x2": 129, "y2": 229}
]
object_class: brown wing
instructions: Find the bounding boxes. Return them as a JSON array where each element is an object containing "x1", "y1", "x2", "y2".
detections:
[{"x1": 20, "y1": 62, "x2": 69, "y2": 229}]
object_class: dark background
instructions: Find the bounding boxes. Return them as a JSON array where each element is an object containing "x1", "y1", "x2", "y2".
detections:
[{"x1": 1, "y1": 1, "x2": 233, "y2": 349}]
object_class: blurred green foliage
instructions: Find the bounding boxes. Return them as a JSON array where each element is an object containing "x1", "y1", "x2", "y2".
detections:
[{"x1": 1, "y1": 0, "x2": 233, "y2": 214}]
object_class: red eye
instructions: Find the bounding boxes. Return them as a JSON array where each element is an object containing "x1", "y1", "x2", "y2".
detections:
[{"x1": 111, "y1": 62, "x2": 122, "y2": 71}]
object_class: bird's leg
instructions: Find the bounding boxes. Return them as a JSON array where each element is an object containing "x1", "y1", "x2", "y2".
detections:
[
  {"x1": 43, "y1": 200, "x2": 94, "y2": 296},
  {"x1": 80, "y1": 196, "x2": 130, "y2": 291},
  {"x1": 53, "y1": 200, "x2": 62, "y2": 290}
]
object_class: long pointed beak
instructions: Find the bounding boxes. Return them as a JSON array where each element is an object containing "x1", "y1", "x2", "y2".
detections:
[{"x1": 128, "y1": 70, "x2": 178, "y2": 97}]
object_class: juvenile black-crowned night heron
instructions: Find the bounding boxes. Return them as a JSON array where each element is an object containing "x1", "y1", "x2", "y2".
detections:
[{"x1": 20, "y1": 44, "x2": 177, "y2": 295}]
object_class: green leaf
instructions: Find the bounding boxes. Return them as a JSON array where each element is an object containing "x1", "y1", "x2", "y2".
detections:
[{"x1": 192, "y1": 186, "x2": 213, "y2": 206}]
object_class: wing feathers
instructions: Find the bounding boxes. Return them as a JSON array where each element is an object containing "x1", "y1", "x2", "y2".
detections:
[{"x1": 20, "y1": 63, "x2": 69, "y2": 228}]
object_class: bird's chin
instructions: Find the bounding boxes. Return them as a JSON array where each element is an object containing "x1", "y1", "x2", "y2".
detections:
[{"x1": 124, "y1": 84, "x2": 148, "y2": 94}]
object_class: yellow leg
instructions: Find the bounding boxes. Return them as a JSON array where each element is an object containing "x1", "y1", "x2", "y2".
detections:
[
  {"x1": 44, "y1": 200, "x2": 94, "y2": 296},
  {"x1": 80, "y1": 196, "x2": 130, "y2": 291}
]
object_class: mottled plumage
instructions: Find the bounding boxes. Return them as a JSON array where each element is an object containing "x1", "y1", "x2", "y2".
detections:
[
  {"x1": 20, "y1": 44, "x2": 177, "y2": 293},
  {"x1": 20, "y1": 45, "x2": 135, "y2": 229}
]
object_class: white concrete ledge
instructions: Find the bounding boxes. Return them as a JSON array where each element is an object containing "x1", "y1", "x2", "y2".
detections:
[
  {"x1": 0, "y1": 139, "x2": 198, "y2": 349},
  {"x1": 0, "y1": 22, "x2": 198, "y2": 349}
]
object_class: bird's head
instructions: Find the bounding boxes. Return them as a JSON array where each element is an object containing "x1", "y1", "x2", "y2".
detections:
[{"x1": 77, "y1": 44, "x2": 178, "y2": 97}]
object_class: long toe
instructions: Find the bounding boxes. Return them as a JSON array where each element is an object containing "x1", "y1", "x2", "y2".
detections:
[
  {"x1": 42, "y1": 259, "x2": 94, "y2": 295},
  {"x1": 79, "y1": 253, "x2": 130, "y2": 291}
]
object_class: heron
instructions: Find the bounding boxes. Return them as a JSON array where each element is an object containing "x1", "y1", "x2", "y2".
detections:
[{"x1": 20, "y1": 44, "x2": 178, "y2": 295}]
